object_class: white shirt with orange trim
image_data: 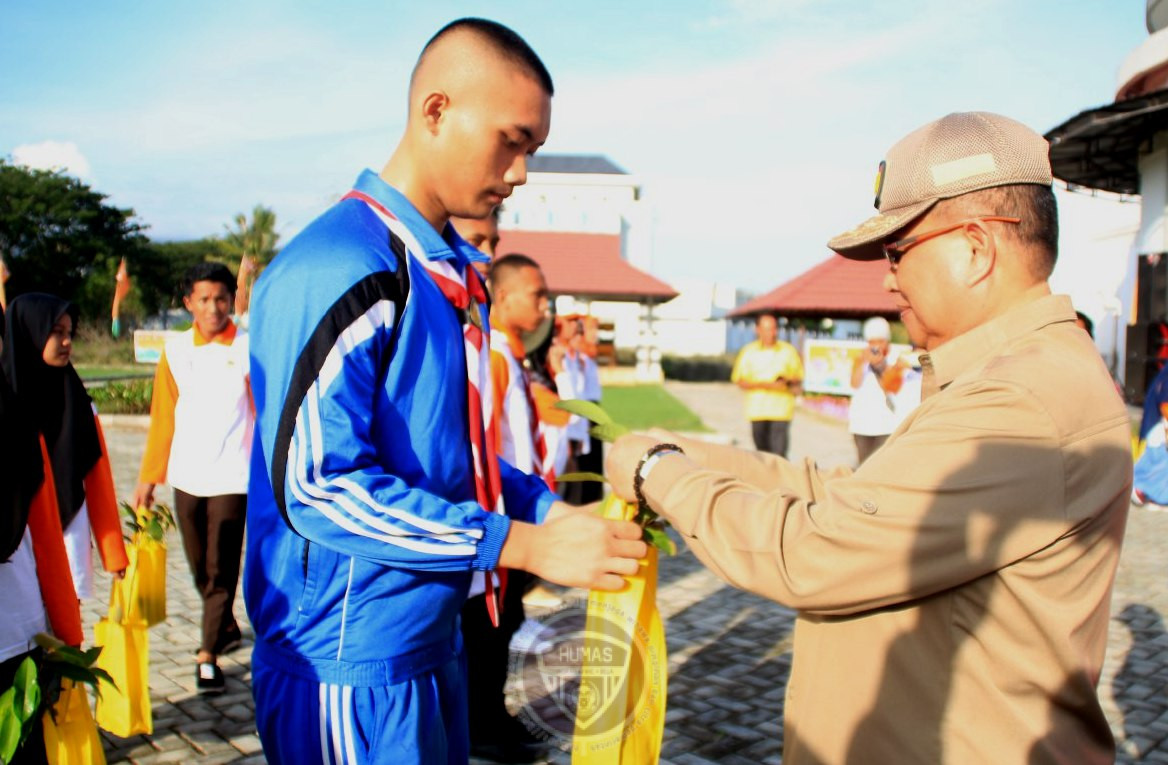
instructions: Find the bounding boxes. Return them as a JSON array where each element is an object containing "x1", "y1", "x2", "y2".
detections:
[
  {"x1": 160, "y1": 326, "x2": 253, "y2": 497},
  {"x1": 490, "y1": 328, "x2": 539, "y2": 477}
]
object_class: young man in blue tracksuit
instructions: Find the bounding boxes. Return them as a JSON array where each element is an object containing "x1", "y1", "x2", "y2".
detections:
[{"x1": 244, "y1": 18, "x2": 647, "y2": 765}]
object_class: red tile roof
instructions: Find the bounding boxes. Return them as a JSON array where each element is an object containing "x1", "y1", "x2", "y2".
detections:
[
  {"x1": 729, "y1": 254, "x2": 898, "y2": 319},
  {"x1": 497, "y1": 230, "x2": 678, "y2": 302}
]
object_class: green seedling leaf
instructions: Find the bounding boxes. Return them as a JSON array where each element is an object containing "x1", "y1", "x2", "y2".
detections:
[
  {"x1": 589, "y1": 423, "x2": 630, "y2": 443},
  {"x1": 48, "y1": 645, "x2": 88, "y2": 667},
  {"x1": 556, "y1": 472, "x2": 609, "y2": 484},
  {"x1": 0, "y1": 690, "x2": 21, "y2": 764},
  {"x1": 0, "y1": 687, "x2": 14, "y2": 719},
  {"x1": 32, "y1": 633, "x2": 64, "y2": 652},
  {"x1": 146, "y1": 518, "x2": 164, "y2": 541},
  {"x1": 13, "y1": 659, "x2": 37, "y2": 721},
  {"x1": 81, "y1": 646, "x2": 103, "y2": 666},
  {"x1": 643, "y1": 524, "x2": 677, "y2": 556},
  {"x1": 52, "y1": 663, "x2": 112, "y2": 694},
  {"x1": 555, "y1": 399, "x2": 615, "y2": 426}
]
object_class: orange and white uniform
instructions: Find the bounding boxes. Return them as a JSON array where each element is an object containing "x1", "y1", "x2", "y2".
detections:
[
  {"x1": 63, "y1": 409, "x2": 129, "y2": 600},
  {"x1": 489, "y1": 319, "x2": 554, "y2": 486},
  {"x1": 139, "y1": 321, "x2": 253, "y2": 496}
]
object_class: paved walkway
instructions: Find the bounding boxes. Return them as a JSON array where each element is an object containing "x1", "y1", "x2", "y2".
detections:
[{"x1": 89, "y1": 383, "x2": 1167, "y2": 763}]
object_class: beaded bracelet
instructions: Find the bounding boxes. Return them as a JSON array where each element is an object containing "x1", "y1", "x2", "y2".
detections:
[{"x1": 633, "y1": 442, "x2": 685, "y2": 511}]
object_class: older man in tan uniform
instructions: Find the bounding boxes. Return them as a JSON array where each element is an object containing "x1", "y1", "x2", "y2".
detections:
[{"x1": 607, "y1": 112, "x2": 1132, "y2": 764}]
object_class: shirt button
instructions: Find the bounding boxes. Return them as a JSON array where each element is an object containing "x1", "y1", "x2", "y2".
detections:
[{"x1": 861, "y1": 500, "x2": 878, "y2": 515}]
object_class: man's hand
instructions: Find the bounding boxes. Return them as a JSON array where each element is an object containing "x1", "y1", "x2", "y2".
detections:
[
  {"x1": 132, "y1": 482, "x2": 155, "y2": 510},
  {"x1": 604, "y1": 433, "x2": 661, "y2": 502},
  {"x1": 544, "y1": 500, "x2": 596, "y2": 523},
  {"x1": 500, "y1": 513, "x2": 647, "y2": 591}
]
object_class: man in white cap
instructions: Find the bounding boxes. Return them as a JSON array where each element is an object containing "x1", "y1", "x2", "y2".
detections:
[
  {"x1": 604, "y1": 112, "x2": 1131, "y2": 763},
  {"x1": 848, "y1": 315, "x2": 916, "y2": 463}
]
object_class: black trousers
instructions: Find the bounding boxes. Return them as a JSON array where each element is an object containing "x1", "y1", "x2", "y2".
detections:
[
  {"x1": 562, "y1": 432, "x2": 605, "y2": 505},
  {"x1": 0, "y1": 650, "x2": 48, "y2": 765},
  {"x1": 174, "y1": 489, "x2": 246, "y2": 656},
  {"x1": 853, "y1": 434, "x2": 889, "y2": 465},
  {"x1": 751, "y1": 419, "x2": 791, "y2": 458},
  {"x1": 459, "y1": 570, "x2": 528, "y2": 741}
]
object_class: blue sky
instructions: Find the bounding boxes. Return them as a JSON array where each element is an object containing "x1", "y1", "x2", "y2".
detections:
[{"x1": 0, "y1": 0, "x2": 1149, "y2": 295}]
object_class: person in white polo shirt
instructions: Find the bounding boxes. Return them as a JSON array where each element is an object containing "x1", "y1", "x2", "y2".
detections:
[
  {"x1": 848, "y1": 316, "x2": 921, "y2": 464},
  {"x1": 133, "y1": 262, "x2": 254, "y2": 695}
]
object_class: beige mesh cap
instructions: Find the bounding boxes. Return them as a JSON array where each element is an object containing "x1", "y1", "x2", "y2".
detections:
[{"x1": 828, "y1": 112, "x2": 1053, "y2": 260}]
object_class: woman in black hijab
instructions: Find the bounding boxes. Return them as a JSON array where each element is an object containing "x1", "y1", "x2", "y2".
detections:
[
  {"x1": 2, "y1": 293, "x2": 127, "y2": 598},
  {"x1": 0, "y1": 304, "x2": 44, "y2": 563},
  {"x1": 0, "y1": 298, "x2": 90, "y2": 765}
]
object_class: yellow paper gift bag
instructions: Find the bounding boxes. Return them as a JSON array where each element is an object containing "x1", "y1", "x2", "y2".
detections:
[
  {"x1": 127, "y1": 534, "x2": 167, "y2": 627},
  {"x1": 43, "y1": 679, "x2": 107, "y2": 765},
  {"x1": 94, "y1": 571, "x2": 153, "y2": 737},
  {"x1": 572, "y1": 495, "x2": 668, "y2": 765}
]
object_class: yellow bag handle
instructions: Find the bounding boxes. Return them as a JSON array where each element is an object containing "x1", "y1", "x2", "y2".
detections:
[{"x1": 108, "y1": 557, "x2": 142, "y2": 626}]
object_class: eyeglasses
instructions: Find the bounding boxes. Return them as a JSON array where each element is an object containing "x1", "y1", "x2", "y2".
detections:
[{"x1": 883, "y1": 216, "x2": 1021, "y2": 272}]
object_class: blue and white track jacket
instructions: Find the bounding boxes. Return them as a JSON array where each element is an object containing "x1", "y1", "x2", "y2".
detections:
[{"x1": 244, "y1": 171, "x2": 557, "y2": 687}]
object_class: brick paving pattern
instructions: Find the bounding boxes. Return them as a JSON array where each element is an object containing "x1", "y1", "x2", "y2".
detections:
[{"x1": 88, "y1": 382, "x2": 1166, "y2": 763}]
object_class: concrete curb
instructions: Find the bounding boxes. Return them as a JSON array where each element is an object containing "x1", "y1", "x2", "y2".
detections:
[{"x1": 99, "y1": 413, "x2": 152, "y2": 428}]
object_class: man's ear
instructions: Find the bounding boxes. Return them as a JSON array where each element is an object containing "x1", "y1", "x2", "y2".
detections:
[
  {"x1": 420, "y1": 91, "x2": 449, "y2": 135},
  {"x1": 963, "y1": 220, "x2": 996, "y2": 287}
]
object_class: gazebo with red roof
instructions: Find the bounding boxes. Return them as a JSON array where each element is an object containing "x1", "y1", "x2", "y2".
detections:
[{"x1": 729, "y1": 254, "x2": 897, "y2": 320}]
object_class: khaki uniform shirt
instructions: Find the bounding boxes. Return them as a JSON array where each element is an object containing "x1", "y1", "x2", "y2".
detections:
[{"x1": 645, "y1": 295, "x2": 1131, "y2": 764}]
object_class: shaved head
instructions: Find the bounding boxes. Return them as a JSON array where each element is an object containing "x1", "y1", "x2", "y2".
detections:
[
  {"x1": 488, "y1": 253, "x2": 540, "y2": 292},
  {"x1": 489, "y1": 253, "x2": 548, "y2": 334},
  {"x1": 411, "y1": 18, "x2": 553, "y2": 103},
  {"x1": 381, "y1": 18, "x2": 552, "y2": 231}
]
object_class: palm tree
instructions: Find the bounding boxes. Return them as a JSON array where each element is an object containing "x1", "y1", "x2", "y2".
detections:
[
  {"x1": 223, "y1": 204, "x2": 279, "y2": 267},
  {"x1": 223, "y1": 205, "x2": 279, "y2": 316}
]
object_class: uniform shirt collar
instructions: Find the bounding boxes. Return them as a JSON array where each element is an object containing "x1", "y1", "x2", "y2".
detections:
[
  {"x1": 193, "y1": 319, "x2": 237, "y2": 347},
  {"x1": 351, "y1": 170, "x2": 488, "y2": 267},
  {"x1": 490, "y1": 315, "x2": 528, "y2": 359},
  {"x1": 921, "y1": 293, "x2": 1075, "y2": 397}
]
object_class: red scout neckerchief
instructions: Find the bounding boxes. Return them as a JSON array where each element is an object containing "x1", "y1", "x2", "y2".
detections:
[{"x1": 342, "y1": 189, "x2": 508, "y2": 627}]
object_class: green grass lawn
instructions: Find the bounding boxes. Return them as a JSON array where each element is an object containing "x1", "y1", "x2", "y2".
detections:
[{"x1": 600, "y1": 384, "x2": 710, "y2": 432}]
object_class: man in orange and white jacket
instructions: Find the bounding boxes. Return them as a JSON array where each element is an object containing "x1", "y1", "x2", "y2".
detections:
[{"x1": 133, "y1": 262, "x2": 254, "y2": 696}]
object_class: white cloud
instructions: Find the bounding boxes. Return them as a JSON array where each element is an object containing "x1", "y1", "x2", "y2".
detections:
[{"x1": 11, "y1": 140, "x2": 93, "y2": 180}]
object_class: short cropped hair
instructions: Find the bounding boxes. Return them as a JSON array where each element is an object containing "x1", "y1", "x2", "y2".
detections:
[
  {"x1": 488, "y1": 253, "x2": 541, "y2": 292},
  {"x1": 417, "y1": 18, "x2": 553, "y2": 96},
  {"x1": 945, "y1": 184, "x2": 1059, "y2": 280},
  {"x1": 182, "y1": 262, "x2": 237, "y2": 297}
]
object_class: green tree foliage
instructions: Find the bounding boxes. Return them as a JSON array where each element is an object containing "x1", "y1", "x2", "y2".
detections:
[
  {"x1": 0, "y1": 160, "x2": 147, "y2": 323},
  {"x1": 223, "y1": 204, "x2": 279, "y2": 269}
]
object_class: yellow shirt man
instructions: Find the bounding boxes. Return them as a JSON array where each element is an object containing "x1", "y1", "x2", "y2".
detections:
[{"x1": 730, "y1": 315, "x2": 803, "y2": 456}]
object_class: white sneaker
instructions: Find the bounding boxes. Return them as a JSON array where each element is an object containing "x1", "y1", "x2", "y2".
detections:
[
  {"x1": 521, "y1": 584, "x2": 564, "y2": 609},
  {"x1": 510, "y1": 618, "x2": 556, "y2": 655}
]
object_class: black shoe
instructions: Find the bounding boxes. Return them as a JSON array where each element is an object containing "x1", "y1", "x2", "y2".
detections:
[
  {"x1": 217, "y1": 622, "x2": 244, "y2": 655},
  {"x1": 219, "y1": 637, "x2": 243, "y2": 655},
  {"x1": 196, "y1": 662, "x2": 225, "y2": 695}
]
